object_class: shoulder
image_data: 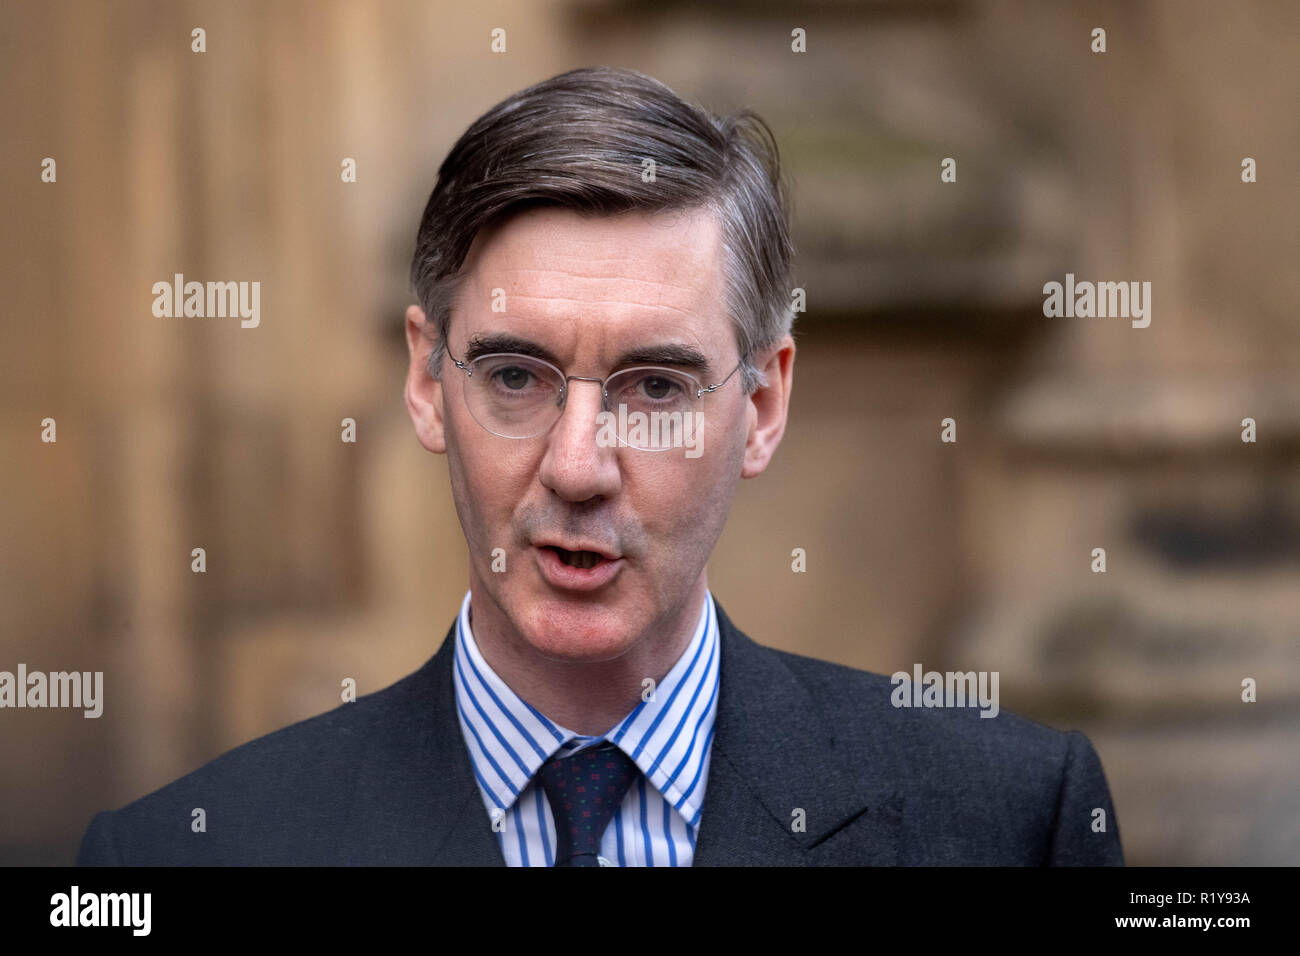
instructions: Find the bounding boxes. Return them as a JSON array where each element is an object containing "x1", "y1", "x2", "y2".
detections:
[
  {"x1": 149, "y1": 654, "x2": 436, "y2": 799},
  {"x1": 77, "y1": 652, "x2": 443, "y2": 865},
  {"x1": 734, "y1": 637, "x2": 1112, "y2": 855},
  {"x1": 763, "y1": 643, "x2": 1070, "y2": 763}
]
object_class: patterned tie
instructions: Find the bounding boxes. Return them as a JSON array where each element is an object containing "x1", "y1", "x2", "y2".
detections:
[{"x1": 536, "y1": 740, "x2": 641, "y2": 867}]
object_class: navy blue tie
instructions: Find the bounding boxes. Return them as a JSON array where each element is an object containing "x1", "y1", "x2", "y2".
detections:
[{"x1": 536, "y1": 741, "x2": 641, "y2": 867}]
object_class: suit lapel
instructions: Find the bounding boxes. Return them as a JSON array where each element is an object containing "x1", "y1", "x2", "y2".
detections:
[
  {"x1": 406, "y1": 600, "x2": 900, "y2": 866},
  {"x1": 692, "y1": 601, "x2": 902, "y2": 865},
  {"x1": 383, "y1": 623, "x2": 505, "y2": 866}
]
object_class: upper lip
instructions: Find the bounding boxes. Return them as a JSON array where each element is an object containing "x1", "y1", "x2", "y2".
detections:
[{"x1": 534, "y1": 540, "x2": 621, "y2": 561}]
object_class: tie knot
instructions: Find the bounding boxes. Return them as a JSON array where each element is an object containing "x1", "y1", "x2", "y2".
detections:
[{"x1": 536, "y1": 741, "x2": 641, "y2": 866}]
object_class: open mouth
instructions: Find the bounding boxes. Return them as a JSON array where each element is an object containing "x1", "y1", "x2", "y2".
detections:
[{"x1": 544, "y1": 546, "x2": 606, "y2": 570}]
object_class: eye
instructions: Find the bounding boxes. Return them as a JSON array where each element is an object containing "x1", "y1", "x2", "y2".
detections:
[
  {"x1": 640, "y1": 375, "x2": 682, "y2": 401},
  {"x1": 610, "y1": 369, "x2": 693, "y2": 408},
  {"x1": 493, "y1": 365, "x2": 534, "y2": 391}
]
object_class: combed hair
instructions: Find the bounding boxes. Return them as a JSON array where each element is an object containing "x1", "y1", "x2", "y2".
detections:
[{"x1": 409, "y1": 66, "x2": 795, "y2": 393}]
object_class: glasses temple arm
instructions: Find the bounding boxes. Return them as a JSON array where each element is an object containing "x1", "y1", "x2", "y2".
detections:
[{"x1": 700, "y1": 358, "x2": 746, "y2": 394}]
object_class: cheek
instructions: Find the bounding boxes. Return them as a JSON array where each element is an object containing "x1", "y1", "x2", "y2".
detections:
[
  {"x1": 443, "y1": 441, "x2": 483, "y2": 549},
  {"x1": 628, "y1": 424, "x2": 745, "y2": 557},
  {"x1": 445, "y1": 415, "x2": 533, "y2": 547}
]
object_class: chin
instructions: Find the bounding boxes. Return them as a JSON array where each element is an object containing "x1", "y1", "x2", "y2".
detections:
[{"x1": 516, "y1": 597, "x2": 642, "y2": 663}]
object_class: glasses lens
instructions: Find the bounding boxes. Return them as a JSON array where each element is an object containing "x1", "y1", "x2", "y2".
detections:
[
  {"x1": 603, "y1": 367, "x2": 701, "y2": 450},
  {"x1": 465, "y1": 354, "x2": 564, "y2": 438}
]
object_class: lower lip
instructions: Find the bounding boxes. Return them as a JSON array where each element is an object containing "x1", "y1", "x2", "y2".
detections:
[{"x1": 534, "y1": 546, "x2": 624, "y2": 592}]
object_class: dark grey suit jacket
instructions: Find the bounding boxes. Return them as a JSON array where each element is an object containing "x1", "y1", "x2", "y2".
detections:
[{"x1": 77, "y1": 600, "x2": 1124, "y2": 865}]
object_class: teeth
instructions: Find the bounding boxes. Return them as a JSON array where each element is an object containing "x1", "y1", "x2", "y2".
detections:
[{"x1": 557, "y1": 548, "x2": 601, "y2": 569}]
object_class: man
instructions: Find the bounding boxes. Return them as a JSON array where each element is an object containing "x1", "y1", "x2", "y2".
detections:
[{"x1": 77, "y1": 66, "x2": 1123, "y2": 866}]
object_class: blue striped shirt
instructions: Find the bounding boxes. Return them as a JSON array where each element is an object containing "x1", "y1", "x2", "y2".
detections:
[{"x1": 451, "y1": 588, "x2": 720, "y2": 866}]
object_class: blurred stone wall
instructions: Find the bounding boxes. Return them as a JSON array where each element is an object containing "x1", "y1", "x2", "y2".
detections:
[{"x1": 2, "y1": 0, "x2": 1297, "y2": 864}]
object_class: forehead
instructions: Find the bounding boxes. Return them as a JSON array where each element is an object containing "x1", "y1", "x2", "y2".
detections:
[{"x1": 455, "y1": 205, "x2": 727, "y2": 345}]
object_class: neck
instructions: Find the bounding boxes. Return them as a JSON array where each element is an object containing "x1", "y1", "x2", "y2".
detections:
[{"x1": 465, "y1": 578, "x2": 708, "y2": 736}]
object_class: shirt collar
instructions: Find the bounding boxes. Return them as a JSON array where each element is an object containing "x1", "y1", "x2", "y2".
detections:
[{"x1": 452, "y1": 588, "x2": 720, "y2": 829}]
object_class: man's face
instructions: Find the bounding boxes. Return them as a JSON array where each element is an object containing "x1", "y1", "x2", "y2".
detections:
[{"x1": 405, "y1": 205, "x2": 789, "y2": 664}]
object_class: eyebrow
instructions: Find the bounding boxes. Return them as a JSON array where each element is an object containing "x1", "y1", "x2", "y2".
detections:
[{"x1": 461, "y1": 332, "x2": 714, "y2": 376}]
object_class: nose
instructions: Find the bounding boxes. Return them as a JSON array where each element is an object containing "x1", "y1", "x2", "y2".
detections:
[{"x1": 537, "y1": 378, "x2": 622, "y2": 502}]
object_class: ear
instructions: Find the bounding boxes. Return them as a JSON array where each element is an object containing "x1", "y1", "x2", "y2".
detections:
[
  {"x1": 404, "y1": 304, "x2": 447, "y2": 454},
  {"x1": 741, "y1": 334, "x2": 795, "y2": 479}
]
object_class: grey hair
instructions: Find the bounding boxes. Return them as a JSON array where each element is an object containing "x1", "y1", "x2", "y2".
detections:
[{"x1": 409, "y1": 66, "x2": 795, "y2": 394}]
